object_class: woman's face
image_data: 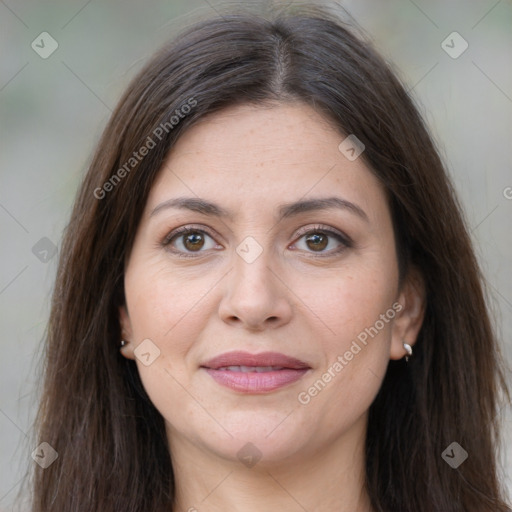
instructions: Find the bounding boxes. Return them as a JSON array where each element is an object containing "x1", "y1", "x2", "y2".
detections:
[{"x1": 120, "y1": 102, "x2": 424, "y2": 466}]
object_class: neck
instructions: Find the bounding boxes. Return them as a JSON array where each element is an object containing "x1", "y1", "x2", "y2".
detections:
[{"x1": 169, "y1": 413, "x2": 374, "y2": 512}]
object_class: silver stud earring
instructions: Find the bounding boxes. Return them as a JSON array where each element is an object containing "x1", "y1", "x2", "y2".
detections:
[
  {"x1": 403, "y1": 342, "x2": 412, "y2": 362},
  {"x1": 120, "y1": 340, "x2": 127, "y2": 348}
]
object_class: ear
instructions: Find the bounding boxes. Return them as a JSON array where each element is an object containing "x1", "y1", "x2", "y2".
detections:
[
  {"x1": 119, "y1": 304, "x2": 136, "y2": 360},
  {"x1": 390, "y1": 266, "x2": 426, "y2": 360}
]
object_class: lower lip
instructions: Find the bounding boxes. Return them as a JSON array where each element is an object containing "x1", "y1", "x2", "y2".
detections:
[{"x1": 203, "y1": 368, "x2": 309, "y2": 393}]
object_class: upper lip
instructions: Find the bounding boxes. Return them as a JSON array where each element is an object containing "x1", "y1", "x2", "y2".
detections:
[{"x1": 201, "y1": 351, "x2": 310, "y2": 370}]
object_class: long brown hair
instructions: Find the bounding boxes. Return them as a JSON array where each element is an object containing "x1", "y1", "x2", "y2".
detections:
[{"x1": 21, "y1": 3, "x2": 511, "y2": 511}]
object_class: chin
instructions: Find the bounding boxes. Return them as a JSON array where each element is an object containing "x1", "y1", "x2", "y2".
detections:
[{"x1": 194, "y1": 411, "x2": 314, "y2": 466}]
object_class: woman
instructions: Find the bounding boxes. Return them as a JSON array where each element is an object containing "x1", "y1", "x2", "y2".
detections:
[{"x1": 25, "y1": 3, "x2": 511, "y2": 511}]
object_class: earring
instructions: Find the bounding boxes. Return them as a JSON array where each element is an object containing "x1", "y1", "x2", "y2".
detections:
[
  {"x1": 403, "y1": 342, "x2": 413, "y2": 362},
  {"x1": 120, "y1": 340, "x2": 127, "y2": 348}
]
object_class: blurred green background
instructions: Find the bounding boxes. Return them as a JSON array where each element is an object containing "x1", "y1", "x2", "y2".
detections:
[{"x1": 1, "y1": 0, "x2": 511, "y2": 509}]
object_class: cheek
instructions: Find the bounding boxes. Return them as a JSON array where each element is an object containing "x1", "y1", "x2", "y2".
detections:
[
  {"x1": 297, "y1": 264, "x2": 397, "y2": 408},
  {"x1": 124, "y1": 257, "x2": 227, "y2": 398},
  {"x1": 303, "y1": 261, "x2": 398, "y2": 345},
  {"x1": 124, "y1": 262, "x2": 208, "y2": 424},
  {"x1": 125, "y1": 257, "x2": 214, "y2": 340}
]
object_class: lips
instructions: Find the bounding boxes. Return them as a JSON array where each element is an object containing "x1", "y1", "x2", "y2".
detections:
[
  {"x1": 201, "y1": 351, "x2": 311, "y2": 393},
  {"x1": 202, "y1": 351, "x2": 310, "y2": 370}
]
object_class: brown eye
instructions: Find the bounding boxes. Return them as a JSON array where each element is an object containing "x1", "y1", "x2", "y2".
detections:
[
  {"x1": 292, "y1": 225, "x2": 352, "y2": 257},
  {"x1": 182, "y1": 231, "x2": 205, "y2": 251},
  {"x1": 163, "y1": 227, "x2": 218, "y2": 257},
  {"x1": 162, "y1": 224, "x2": 351, "y2": 259},
  {"x1": 304, "y1": 232, "x2": 329, "y2": 251}
]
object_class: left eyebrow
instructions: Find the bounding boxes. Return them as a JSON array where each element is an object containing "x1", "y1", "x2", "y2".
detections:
[{"x1": 149, "y1": 196, "x2": 369, "y2": 223}]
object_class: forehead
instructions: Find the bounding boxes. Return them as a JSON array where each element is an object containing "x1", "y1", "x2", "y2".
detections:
[{"x1": 144, "y1": 102, "x2": 387, "y2": 225}]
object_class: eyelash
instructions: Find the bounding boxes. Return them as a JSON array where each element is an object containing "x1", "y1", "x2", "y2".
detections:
[{"x1": 161, "y1": 224, "x2": 353, "y2": 259}]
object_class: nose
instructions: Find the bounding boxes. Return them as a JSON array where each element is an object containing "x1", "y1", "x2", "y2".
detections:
[{"x1": 218, "y1": 246, "x2": 293, "y2": 331}]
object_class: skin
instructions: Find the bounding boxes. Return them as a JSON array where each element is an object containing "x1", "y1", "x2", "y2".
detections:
[{"x1": 119, "y1": 102, "x2": 425, "y2": 512}]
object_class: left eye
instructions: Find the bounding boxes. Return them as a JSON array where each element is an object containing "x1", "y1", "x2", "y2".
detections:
[
  {"x1": 163, "y1": 225, "x2": 350, "y2": 257},
  {"x1": 293, "y1": 228, "x2": 349, "y2": 255}
]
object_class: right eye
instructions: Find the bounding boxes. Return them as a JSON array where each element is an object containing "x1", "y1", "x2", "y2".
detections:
[{"x1": 162, "y1": 226, "x2": 221, "y2": 258}]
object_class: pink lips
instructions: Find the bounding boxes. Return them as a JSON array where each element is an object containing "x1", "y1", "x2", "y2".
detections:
[{"x1": 201, "y1": 351, "x2": 310, "y2": 393}]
